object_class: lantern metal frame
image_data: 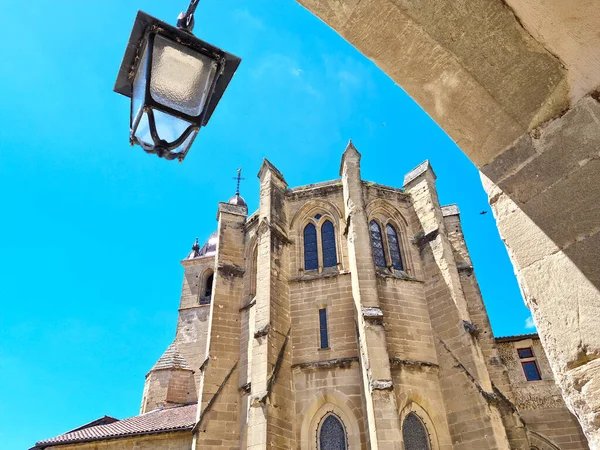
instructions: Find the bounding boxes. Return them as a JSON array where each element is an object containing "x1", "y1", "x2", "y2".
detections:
[{"x1": 114, "y1": 10, "x2": 241, "y2": 161}]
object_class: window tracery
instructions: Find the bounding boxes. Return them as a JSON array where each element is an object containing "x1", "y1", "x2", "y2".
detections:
[
  {"x1": 321, "y1": 220, "x2": 338, "y2": 268},
  {"x1": 386, "y1": 224, "x2": 404, "y2": 270},
  {"x1": 369, "y1": 220, "x2": 387, "y2": 268},
  {"x1": 402, "y1": 412, "x2": 430, "y2": 450},
  {"x1": 318, "y1": 413, "x2": 347, "y2": 450},
  {"x1": 304, "y1": 223, "x2": 318, "y2": 271},
  {"x1": 302, "y1": 215, "x2": 339, "y2": 272}
]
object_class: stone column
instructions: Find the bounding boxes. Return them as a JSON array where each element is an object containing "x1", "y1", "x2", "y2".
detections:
[
  {"x1": 247, "y1": 159, "x2": 295, "y2": 450},
  {"x1": 404, "y1": 162, "x2": 511, "y2": 450},
  {"x1": 480, "y1": 96, "x2": 600, "y2": 445},
  {"x1": 192, "y1": 201, "x2": 247, "y2": 450},
  {"x1": 340, "y1": 142, "x2": 402, "y2": 449}
]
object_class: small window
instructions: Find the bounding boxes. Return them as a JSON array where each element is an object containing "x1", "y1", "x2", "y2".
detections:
[
  {"x1": 319, "y1": 308, "x2": 329, "y2": 349},
  {"x1": 304, "y1": 223, "x2": 318, "y2": 271},
  {"x1": 522, "y1": 361, "x2": 542, "y2": 381},
  {"x1": 319, "y1": 414, "x2": 347, "y2": 450},
  {"x1": 369, "y1": 220, "x2": 387, "y2": 268},
  {"x1": 517, "y1": 348, "x2": 534, "y2": 359},
  {"x1": 386, "y1": 224, "x2": 404, "y2": 270},
  {"x1": 321, "y1": 220, "x2": 338, "y2": 268}
]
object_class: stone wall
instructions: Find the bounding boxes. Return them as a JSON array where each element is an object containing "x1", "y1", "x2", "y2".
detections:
[
  {"x1": 44, "y1": 432, "x2": 191, "y2": 450},
  {"x1": 176, "y1": 258, "x2": 213, "y2": 388},
  {"x1": 497, "y1": 337, "x2": 590, "y2": 449}
]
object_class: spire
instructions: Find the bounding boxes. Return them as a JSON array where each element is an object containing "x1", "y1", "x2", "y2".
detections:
[{"x1": 340, "y1": 139, "x2": 362, "y2": 176}]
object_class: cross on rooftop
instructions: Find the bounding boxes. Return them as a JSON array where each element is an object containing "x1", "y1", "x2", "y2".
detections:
[{"x1": 233, "y1": 167, "x2": 245, "y2": 196}]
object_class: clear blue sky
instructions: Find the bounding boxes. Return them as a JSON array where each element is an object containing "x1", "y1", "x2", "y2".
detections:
[{"x1": 0, "y1": 0, "x2": 534, "y2": 447}]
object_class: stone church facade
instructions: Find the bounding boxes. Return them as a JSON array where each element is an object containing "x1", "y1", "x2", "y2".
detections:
[{"x1": 34, "y1": 143, "x2": 589, "y2": 450}]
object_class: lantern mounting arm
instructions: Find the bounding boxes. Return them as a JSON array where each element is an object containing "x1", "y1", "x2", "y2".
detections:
[{"x1": 177, "y1": 0, "x2": 200, "y2": 32}]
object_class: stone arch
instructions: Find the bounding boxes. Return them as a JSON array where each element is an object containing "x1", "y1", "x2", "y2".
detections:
[
  {"x1": 300, "y1": 390, "x2": 362, "y2": 450},
  {"x1": 527, "y1": 431, "x2": 562, "y2": 450},
  {"x1": 398, "y1": 402, "x2": 440, "y2": 450},
  {"x1": 366, "y1": 199, "x2": 414, "y2": 275},
  {"x1": 291, "y1": 200, "x2": 345, "y2": 273},
  {"x1": 290, "y1": 199, "x2": 344, "y2": 230},
  {"x1": 198, "y1": 267, "x2": 214, "y2": 305}
]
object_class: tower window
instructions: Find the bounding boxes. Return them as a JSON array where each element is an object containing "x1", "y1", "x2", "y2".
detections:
[
  {"x1": 402, "y1": 412, "x2": 430, "y2": 450},
  {"x1": 321, "y1": 220, "x2": 338, "y2": 268},
  {"x1": 204, "y1": 273, "x2": 214, "y2": 297},
  {"x1": 318, "y1": 414, "x2": 347, "y2": 450},
  {"x1": 199, "y1": 271, "x2": 214, "y2": 305},
  {"x1": 319, "y1": 308, "x2": 329, "y2": 349},
  {"x1": 369, "y1": 220, "x2": 386, "y2": 268},
  {"x1": 304, "y1": 223, "x2": 318, "y2": 271},
  {"x1": 517, "y1": 346, "x2": 542, "y2": 381},
  {"x1": 386, "y1": 224, "x2": 404, "y2": 270}
]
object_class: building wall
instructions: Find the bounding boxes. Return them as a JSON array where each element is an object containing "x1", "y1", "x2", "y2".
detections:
[
  {"x1": 133, "y1": 152, "x2": 590, "y2": 450},
  {"x1": 497, "y1": 338, "x2": 590, "y2": 450},
  {"x1": 45, "y1": 432, "x2": 191, "y2": 450}
]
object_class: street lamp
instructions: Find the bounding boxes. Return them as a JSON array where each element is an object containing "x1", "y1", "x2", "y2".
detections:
[{"x1": 113, "y1": 1, "x2": 241, "y2": 161}]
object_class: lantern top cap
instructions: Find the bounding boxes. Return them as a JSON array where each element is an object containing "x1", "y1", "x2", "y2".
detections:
[{"x1": 113, "y1": 10, "x2": 241, "y2": 125}]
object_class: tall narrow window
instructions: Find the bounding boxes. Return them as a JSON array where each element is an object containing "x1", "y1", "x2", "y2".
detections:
[
  {"x1": 200, "y1": 271, "x2": 213, "y2": 305},
  {"x1": 319, "y1": 308, "x2": 329, "y2": 349},
  {"x1": 204, "y1": 273, "x2": 214, "y2": 297},
  {"x1": 402, "y1": 413, "x2": 430, "y2": 450},
  {"x1": 369, "y1": 220, "x2": 386, "y2": 268},
  {"x1": 304, "y1": 223, "x2": 318, "y2": 271},
  {"x1": 250, "y1": 245, "x2": 258, "y2": 297},
  {"x1": 321, "y1": 220, "x2": 338, "y2": 268},
  {"x1": 386, "y1": 224, "x2": 404, "y2": 270},
  {"x1": 319, "y1": 414, "x2": 347, "y2": 450}
]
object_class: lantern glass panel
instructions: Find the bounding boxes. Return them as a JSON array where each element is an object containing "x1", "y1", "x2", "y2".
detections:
[
  {"x1": 132, "y1": 40, "x2": 149, "y2": 128},
  {"x1": 134, "y1": 109, "x2": 195, "y2": 146},
  {"x1": 150, "y1": 34, "x2": 218, "y2": 117}
]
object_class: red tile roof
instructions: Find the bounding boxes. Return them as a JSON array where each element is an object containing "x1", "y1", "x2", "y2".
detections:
[{"x1": 33, "y1": 403, "x2": 196, "y2": 448}]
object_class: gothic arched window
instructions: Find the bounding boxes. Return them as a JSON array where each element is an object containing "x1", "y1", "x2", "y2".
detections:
[
  {"x1": 318, "y1": 414, "x2": 347, "y2": 450},
  {"x1": 402, "y1": 413, "x2": 430, "y2": 450},
  {"x1": 321, "y1": 220, "x2": 338, "y2": 268},
  {"x1": 386, "y1": 224, "x2": 404, "y2": 270},
  {"x1": 369, "y1": 220, "x2": 386, "y2": 268},
  {"x1": 304, "y1": 223, "x2": 318, "y2": 271}
]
